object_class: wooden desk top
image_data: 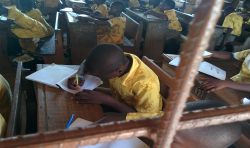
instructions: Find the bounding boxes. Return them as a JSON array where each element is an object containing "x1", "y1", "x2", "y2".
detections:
[
  {"x1": 126, "y1": 8, "x2": 169, "y2": 23},
  {"x1": 36, "y1": 64, "x2": 104, "y2": 132},
  {"x1": 162, "y1": 54, "x2": 250, "y2": 105}
]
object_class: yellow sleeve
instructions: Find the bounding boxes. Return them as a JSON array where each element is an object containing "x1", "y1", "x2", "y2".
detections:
[
  {"x1": 222, "y1": 15, "x2": 233, "y2": 29},
  {"x1": 108, "y1": 17, "x2": 119, "y2": 27},
  {"x1": 0, "y1": 74, "x2": 12, "y2": 121},
  {"x1": 234, "y1": 49, "x2": 250, "y2": 61},
  {"x1": 164, "y1": 10, "x2": 175, "y2": 21},
  {"x1": 0, "y1": 114, "x2": 6, "y2": 138},
  {"x1": 96, "y1": 4, "x2": 106, "y2": 14},
  {"x1": 126, "y1": 77, "x2": 163, "y2": 120},
  {"x1": 152, "y1": 7, "x2": 163, "y2": 14},
  {"x1": 91, "y1": 4, "x2": 97, "y2": 12}
]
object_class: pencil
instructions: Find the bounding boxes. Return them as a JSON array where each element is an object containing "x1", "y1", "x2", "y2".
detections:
[
  {"x1": 65, "y1": 114, "x2": 74, "y2": 129},
  {"x1": 76, "y1": 74, "x2": 78, "y2": 85}
]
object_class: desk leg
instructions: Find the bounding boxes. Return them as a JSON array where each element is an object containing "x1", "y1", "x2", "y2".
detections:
[{"x1": 143, "y1": 23, "x2": 168, "y2": 60}]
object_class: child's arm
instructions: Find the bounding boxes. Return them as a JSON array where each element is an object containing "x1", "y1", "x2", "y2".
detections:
[
  {"x1": 72, "y1": 5, "x2": 93, "y2": 13},
  {"x1": 89, "y1": 15, "x2": 110, "y2": 21},
  {"x1": 130, "y1": 6, "x2": 149, "y2": 12},
  {"x1": 144, "y1": 10, "x2": 168, "y2": 20},
  {"x1": 207, "y1": 51, "x2": 234, "y2": 60},
  {"x1": 199, "y1": 78, "x2": 250, "y2": 93},
  {"x1": 220, "y1": 28, "x2": 232, "y2": 47},
  {"x1": 77, "y1": 16, "x2": 110, "y2": 26}
]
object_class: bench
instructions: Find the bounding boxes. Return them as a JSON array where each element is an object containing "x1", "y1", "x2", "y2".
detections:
[
  {"x1": 232, "y1": 31, "x2": 250, "y2": 52},
  {"x1": 6, "y1": 61, "x2": 26, "y2": 137},
  {"x1": 119, "y1": 13, "x2": 143, "y2": 56},
  {"x1": 40, "y1": 12, "x2": 65, "y2": 64}
]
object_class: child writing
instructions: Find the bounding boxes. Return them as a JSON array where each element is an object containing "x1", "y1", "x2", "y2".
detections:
[
  {"x1": 67, "y1": 43, "x2": 163, "y2": 121},
  {"x1": 144, "y1": 0, "x2": 182, "y2": 40},
  {"x1": 72, "y1": 0, "x2": 108, "y2": 18},
  {"x1": 130, "y1": 0, "x2": 161, "y2": 12},
  {"x1": 216, "y1": 6, "x2": 243, "y2": 49},
  {"x1": 17, "y1": 0, "x2": 54, "y2": 53},
  {"x1": 0, "y1": 1, "x2": 53, "y2": 51},
  {"x1": 77, "y1": 2, "x2": 126, "y2": 45},
  {"x1": 199, "y1": 49, "x2": 250, "y2": 93}
]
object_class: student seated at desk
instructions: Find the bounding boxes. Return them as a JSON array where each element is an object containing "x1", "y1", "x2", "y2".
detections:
[
  {"x1": 0, "y1": 74, "x2": 13, "y2": 138},
  {"x1": 0, "y1": 1, "x2": 54, "y2": 53},
  {"x1": 216, "y1": 6, "x2": 243, "y2": 50},
  {"x1": 68, "y1": 43, "x2": 163, "y2": 120},
  {"x1": 144, "y1": 0, "x2": 182, "y2": 40},
  {"x1": 130, "y1": 0, "x2": 161, "y2": 12},
  {"x1": 77, "y1": 2, "x2": 126, "y2": 45},
  {"x1": 236, "y1": 0, "x2": 250, "y2": 14},
  {"x1": 17, "y1": 0, "x2": 54, "y2": 53},
  {"x1": 199, "y1": 49, "x2": 250, "y2": 93}
]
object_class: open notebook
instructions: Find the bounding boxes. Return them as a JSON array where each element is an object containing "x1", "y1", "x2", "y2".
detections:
[
  {"x1": 68, "y1": 118, "x2": 150, "y2": 148},
  {"x1": 166, "y1": 52, "x2": 226, "y2": 80},
  {"x1": 26, "y1": 64, "x2": 103, "y2": 94}
]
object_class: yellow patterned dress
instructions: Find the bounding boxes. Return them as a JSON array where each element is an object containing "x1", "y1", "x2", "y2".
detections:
[
  {"x1": 109, "y1": 53, "x2": 163, "y2": 120},
  {"x1": 7, "y1": 8, "x2": 53, "y2": 38},
  {"x1": 17, "y1": 9, "x2": 54, "y2": 53},
  {"x1": 97, "y1": 16, "x2": 126, "y2": 45},
  {"x1": 222, "y1": 12, "x2": 243, "y2": 36},
  {"x1": 36, "y1": 0, "x2": 60, "y2": 8},
  {"x1": 91, "y1": 4, "x2": 109, "y2": 35},
  {"x1": 231, "y1": 49, "x2": 250, "y2": 83},
  {"x1": 0, "y1": 74, "x2": 12, "y2": 137},
  {"x1": 153, "y1": 8, "x2": 182, "y2": 32},
  {"x1": 128, "y1": 0, "x2": 139, "y2": 7}
]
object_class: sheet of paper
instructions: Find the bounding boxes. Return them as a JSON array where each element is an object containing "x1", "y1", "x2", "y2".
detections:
[
  {"x1": 25, "y1": 65, "x2": 77, "y2": 88},
  {"x1": 169, "y1": 51, "x2": 212, "y2": 66},
  {"x1": 68, "y1": 118, "x2": 150, "y2": 148},
  {"x1": 57, "y1": 74, "x2": 103, "y2": 94},
  {"x1": 147, "y1": 15, "x2": 163, "y2": 20},
  {"x1": 60, "y1": 7, "x2": 73, "y2": 12},
  {"x1": 0, "y1": 16, "x2": 7, "y2": 21},
  {"x1": 68, "y1": 12, "x2": 79, "y2": 21},
  {"x1": 198, "y1": 61, "x2": 226, "y2": 80},
  {"x1": 242, "y1": 98, "x2": 250, "y2": 105}
]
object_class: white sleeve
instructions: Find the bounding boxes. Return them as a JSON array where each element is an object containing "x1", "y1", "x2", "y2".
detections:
[
  {"x1": 233, "y1": 52, "x2": 240, "y2": 60},
  {"x1": 107, "y1": 20, "x2": 113, "y2": 27}
]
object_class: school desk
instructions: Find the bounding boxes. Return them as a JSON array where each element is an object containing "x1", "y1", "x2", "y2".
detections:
[
  {"x1": 175, "y1": 10, "x2": 225, "y2": 51},
  {"x1": 36, "y1": 64, "x2": 104, "y2": 132},
  {"x1": 162, "y1": 54, "x2": 250, "y2": 105},
  {"x1": 66, "y1": 12, "x2": 97, "y2": 65},
  {"x1": 126, "y1": 8, "x2": 170, "y2": 61}
]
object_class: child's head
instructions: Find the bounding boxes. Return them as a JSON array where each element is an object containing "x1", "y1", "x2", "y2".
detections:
[
  {"x1": 243, "y1": 0, "x2": 250, "y2": 11},
  {"x1": 148, "y1": 0, "x2": 161, "y2": 6},
  {"x1": 17, "y1": 0, "x2": 34, "y2": 13},
  {"x1": 93, "y1": 0, "x2": 106, "y2": 5},
  {"x1": 172, "y1": 100, "x2": 242, "y2": 148},
  {"x1": 108, "y1": 1, "x2": 125, "y2": 16},
  {"x1": 85, "y1": 44, "x2": 127, "y2": 80},
  {"x1": 160, "y1": 0, "x2": 175, "y2": 12},
  {"x1": 224, "y1": 6, "x2": 235, "y2": 16}
]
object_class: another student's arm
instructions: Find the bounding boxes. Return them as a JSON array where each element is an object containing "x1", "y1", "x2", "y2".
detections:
[
  {"x1": 199, "y1": 78, "x2": 250, "y2": 93},
  {"x1": 77, "y1": 17, "x2": 110, "y2": 26},
  {"x1": 220, "y1": 28, "x2": 232, "y2": 47},
  {"x1": 89, "y1": 15, "x2": 110, "y2": 21},
  {"x1": 92, "y1": 113, "x2": 127, "y2": 124},
  {"x1": 207, "y1": 51, "x2": 234, "y2": 59},
  {"x1": 72, "y1": 90, "x2": 137, "y2": 113},
  {"x1": 72, "y1": 5, "x2": 93, "y2": 13},
  {"x1": 144, "y1": 10, "x2": 168, "y2": 20},
  {"x1": 130, "y1": 6, "x2": 149, "y2": 11}
]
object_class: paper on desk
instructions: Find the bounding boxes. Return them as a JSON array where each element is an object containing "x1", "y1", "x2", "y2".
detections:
[
  {"x1": 147, "y1": 15, "x2": 163, "y2": 20},
  {"x1": 68, "y1": 12, "x2": 79, "y2": 21},
  {"x1": 57, "y1": 74, "x2": 103, "y2": 94},
  {"x1": 169, "y1": 51, "x2": 212, "y2": 66},
  {"x1": 60, "y1": 7, "x2": 73, "y2": 12},
  {"x1": 242, "y1": 98, "x2": 250, "y2": 105},
  {"x1": 198, "y1": 61, "x2": 226, "y2": 80},
  {"x1": 68, "y1": 118, "x2": 150, "y2": 148}
]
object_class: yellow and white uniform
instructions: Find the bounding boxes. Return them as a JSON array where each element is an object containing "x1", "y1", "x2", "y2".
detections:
[
  {"x1": 232, "y1": 49, "x2": 250, "y2": 83},
  {"x1": 97, "y1": 16, "x2": 126, "y2": 45},
  {"x1": 91, "y1": 4, "x2": 109, "y2": 35},
  {"x1": 109, "y1": 53, "x2": 163, "y2": 120},
  {"x1": 128, "y1": 0, "x2": 139, "y2": 7},
  {"x1": 7, "y1": 8, "x2": 54, "y2": 52},
  {"x1": 153, "y1": 8, "x2": 182, "y2": 31},
  {"x1": 222, "y1": 12, "x2": 243, "y2": 36}
]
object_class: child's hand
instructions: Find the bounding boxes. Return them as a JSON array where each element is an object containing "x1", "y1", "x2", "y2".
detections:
[
  {"x1": 198, "y1": 78, "x2": 227, "y2": 93},
  {"x1": 71, "y1": 90, "x2": 111, "y2": 104},
  {"x1": 67, "y1": 75, "x2": 85, "y2": 90}
]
